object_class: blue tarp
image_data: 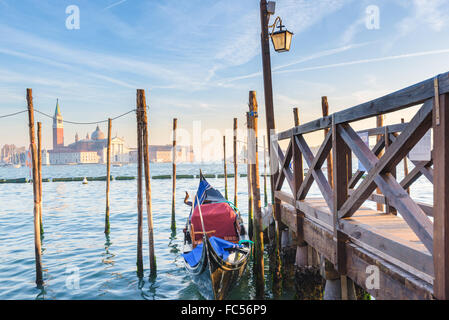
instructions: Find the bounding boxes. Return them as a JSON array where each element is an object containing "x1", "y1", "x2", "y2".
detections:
[{"x1": 183, "y1": 237, "x2": 239, "y2": 267}]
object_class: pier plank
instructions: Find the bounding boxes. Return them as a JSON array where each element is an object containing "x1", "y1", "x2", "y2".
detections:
[{"x1": 276, "y1": 194, "x2": 434, "y2": 285}]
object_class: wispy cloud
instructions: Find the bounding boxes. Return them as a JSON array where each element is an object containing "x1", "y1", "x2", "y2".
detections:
[
  {"x1": 104, "y1": 0, "x2": 128, "y2": 11},
  {"x1": 214, "y1": 42, "x2": 369, "y2": 85},
  {"x1": 397, "y1": 0, "x2": 448, "y2": 35},
  {"x1": 275, "y1": 48, "x2": 449, "y2": 75}
]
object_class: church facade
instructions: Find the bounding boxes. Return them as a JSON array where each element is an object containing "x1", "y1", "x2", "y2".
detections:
[{"x1": 49, "y1": 100, "x2": 129, "y2": 165}]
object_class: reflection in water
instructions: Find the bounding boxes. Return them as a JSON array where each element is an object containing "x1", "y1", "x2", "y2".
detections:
[
  {"x1": 35, "y1": 284, "x2": 46, "y2": 300},
  {"x1": 168, "y1": 232, "x2": 180, "y2": 256},
  {"x1": 102, "y1": 234, "x2": 115, "y2": 266}
]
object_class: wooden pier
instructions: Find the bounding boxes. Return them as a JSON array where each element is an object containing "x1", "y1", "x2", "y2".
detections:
[{"x1": 267, "y1": 72, "x2": 449, "y2": 300}]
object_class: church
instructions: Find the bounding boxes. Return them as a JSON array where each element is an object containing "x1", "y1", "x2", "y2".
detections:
[{"x1": 49, "y1": 100, "x2": 129, "y2": 165}]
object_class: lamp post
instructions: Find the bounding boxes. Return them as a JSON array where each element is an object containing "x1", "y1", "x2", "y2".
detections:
[{"x1": 259, "y1": 0, "x2": 293, "y2": 298}]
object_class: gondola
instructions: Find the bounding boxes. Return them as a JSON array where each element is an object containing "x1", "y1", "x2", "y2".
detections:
[{"x1": 182, "y1": 172, "x2": 252, "y2": 300}]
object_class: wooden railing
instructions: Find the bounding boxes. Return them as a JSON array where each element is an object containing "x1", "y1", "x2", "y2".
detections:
[{"x1": 270, "y1": 72, "x2": 449, "y2": 299}]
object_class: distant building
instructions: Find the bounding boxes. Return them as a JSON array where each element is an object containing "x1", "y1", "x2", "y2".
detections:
[
  {"x1": 1, "y1": 144, "x2": 26, "y2": 164},
  {"x1": 149, "y1": 145, "x2": 194, "y2": 163},
  {"x1": 42, "y1": 149, "x2": 50, "y2": 166},
  {"x1": 49, "y1": 100, "x2": 129, "y2": 165},
  {"x1": 128, "y1": 145, "x2": 194, "y2": 163}
]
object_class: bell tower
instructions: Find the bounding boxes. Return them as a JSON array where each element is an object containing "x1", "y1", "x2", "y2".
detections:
[{"x1": 53, "y1": 99, "x2": 64, "y2": 150}]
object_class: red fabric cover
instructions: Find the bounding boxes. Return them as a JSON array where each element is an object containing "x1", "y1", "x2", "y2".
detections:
[{"x1": 191, "y1": 203, "x2": 238, "y2": 243}]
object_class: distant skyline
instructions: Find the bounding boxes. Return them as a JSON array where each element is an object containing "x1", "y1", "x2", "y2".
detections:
[{"x1": 1, "y1": 0, "x2": 449, "y2": 161}]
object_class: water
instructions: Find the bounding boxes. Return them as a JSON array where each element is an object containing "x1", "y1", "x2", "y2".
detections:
[
  {"x1": 0, "y1": 162, "x2": 295, "y2": 300},
  {"x1": 0, "y1": 161, "x2": 433, "y2": 300}
]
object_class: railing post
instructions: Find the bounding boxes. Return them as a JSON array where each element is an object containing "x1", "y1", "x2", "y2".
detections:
[
  {"x1": 384, "y1": 126, "x2": 397, "y2": 215},
  {"x1": 322, "y1": 97, "x2": 333, "y2": 188},
  {"x1": 292, "y1": 108, "x2": 305, "y2": 246},
  {"x1": 376, "y1": 115, "x2": 385, "y2": 212},
  {"x1": 331, "y1": 116, "x2": 355, "y2": 300},
  {"x1": 401, "y1": 119, "x2": 410, "y2": 195},
  {"x1": 433, "y1": 93, "x2": 449, "y2": 300}
]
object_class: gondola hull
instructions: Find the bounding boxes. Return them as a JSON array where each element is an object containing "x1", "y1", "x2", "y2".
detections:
[{"x1": 184, "y1": 237, "x2": 250, "y2": 300}]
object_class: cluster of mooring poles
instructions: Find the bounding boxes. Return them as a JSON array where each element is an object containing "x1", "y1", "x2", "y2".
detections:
[
  {"x1": 135, "y1": 89, "x2": 156, "y2": 278},
  {"x1": 26, "y1": 89, "x2": 43, "y2": 286},
  {"x1": 25, "y1": 88, "x2": 158, "y2": 286}
]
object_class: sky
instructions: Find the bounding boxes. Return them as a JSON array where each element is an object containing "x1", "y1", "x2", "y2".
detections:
[{"x1": 1, "y1": 0, "x2": 449, "y2": 160}]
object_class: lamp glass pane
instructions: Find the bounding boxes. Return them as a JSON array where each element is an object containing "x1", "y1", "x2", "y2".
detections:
[
  {"x1": 285, "y1": 31, "x2": 293, "y2": 51},
  {"x1": 271, "y1": 32, "x2": 286, "y2": 52}
]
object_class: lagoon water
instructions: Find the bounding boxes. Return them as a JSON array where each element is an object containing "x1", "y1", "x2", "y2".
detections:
[{"x1": 0, "y1": 161, "x2": 432, "y2": 300}]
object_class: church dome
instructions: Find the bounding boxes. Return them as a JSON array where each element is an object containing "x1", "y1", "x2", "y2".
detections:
[{"x1": 91, "y1": 125, "x2": 105, "y2": 140}]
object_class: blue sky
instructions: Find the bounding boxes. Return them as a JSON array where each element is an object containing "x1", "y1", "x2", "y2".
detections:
[{"x1": 1, "y1": 0, "x2": 449, "y2": 156}]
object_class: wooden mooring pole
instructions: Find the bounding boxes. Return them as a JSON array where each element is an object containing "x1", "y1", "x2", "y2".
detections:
[
  {"x1": 37, "y1": 122, "x2": 44, "y2": 236},
  {"x1": 233, "y1": 118, "x2": 238, "y2": 207},
  {"x1": 171, "y1": 118, "x2": 177, "y2": 231},
  {"x1": 246, "y1": 112, "x2": 253, "y2": 241},
  {"x1": 105, "y1": 118, "x2": 112, "y2": 235},
  {"x1": 223, "y1": 136, "x2": 228, "y2": 200},
  {"x1": 136, "y1": 93, "x2": 144, "y2": 277},
  {"x1": 249, "y1": 91, "x2": 264, "y2": 298},
  {"x1": 27, "y1": 89, "x2": 43, "y2": 286},
  {"x1": 138, "y1": 89, "x2": 157, "y2": 276}
]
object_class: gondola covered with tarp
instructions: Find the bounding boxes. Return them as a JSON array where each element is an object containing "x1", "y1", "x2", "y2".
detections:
[{"x1": 182, "y1": 172, "x2": 252, "y2": 300}]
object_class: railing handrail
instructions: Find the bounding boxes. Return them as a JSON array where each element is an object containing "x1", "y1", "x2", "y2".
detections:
[{"x1": 276, "y1": 72, "x2": 449, "y2": 141}]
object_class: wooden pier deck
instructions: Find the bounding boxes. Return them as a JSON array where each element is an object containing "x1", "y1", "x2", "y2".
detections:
[
  {"x1": 275, "y1": 193, "x2": 433, "y2": 299},
  {"x1": 264, "y1": 72, "x2": 449, "y2": 300}
]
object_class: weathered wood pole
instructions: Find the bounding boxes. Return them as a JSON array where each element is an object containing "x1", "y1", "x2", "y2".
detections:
[
  {"x1": 376, "y1": 115, "x2": 384, "y2": 212},
  {"x1": 263, "y1": 135, "x2": 268, "y2": 207},
  {"x1": 401, "y1": 118, "x2": 410, "y2": 195},
  {"x1": 233, "y1": 118, "x2": 238, "y2": 207},
  {"x1": 322, "y1": 97, "x2": 333, "y2": 187},
  {"x1": 138, "y1": 89, "x2": 157, "y2": 276},
  {"x1": 37, "y1": 122, "x2": 44, "y2": 235},
  {"x1": 331, "y1": 115, "x2": 356, "y2": 300},
  {"x1": 171, "y1": 118, "x2": 177, "y2": 231},
  {"x1": 136, "y1": 93, "x2": 144, "y2": 277},
  {"x1": 293, "y1": 107, "x2": 306, "y2": 255},
  {"x1": 26, "y1": 89, "x2": 43, "y2": 286},
  {"x1": 249, "y1": 91, "x2": 264, "y2": 299},
  {"x1": 259, "y1": 0, "x2": 282, "y2": 294},
  {"x1": 223, "y1": 136, "x2": 228, "y2": 200},
  {"x1": 105, "y1": 118, "x2": 112, "y2": 235},
  {"x1": 246, "y1": 112, "x2": 254, "y2": 241},
  {"x1": 433, "y1": 93, "x2": 449, "y2": 300},
  {"x1": 384, "y1": 126, "x2": 397, "y2": 215}
]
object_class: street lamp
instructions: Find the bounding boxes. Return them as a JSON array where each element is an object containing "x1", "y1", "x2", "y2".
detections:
[
  {"x1": 258, "y1": 0, "x2": 293, "y2": 298},
  {"x1": 270, "y1": 17, "x2": 294, "y2": 53}
]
